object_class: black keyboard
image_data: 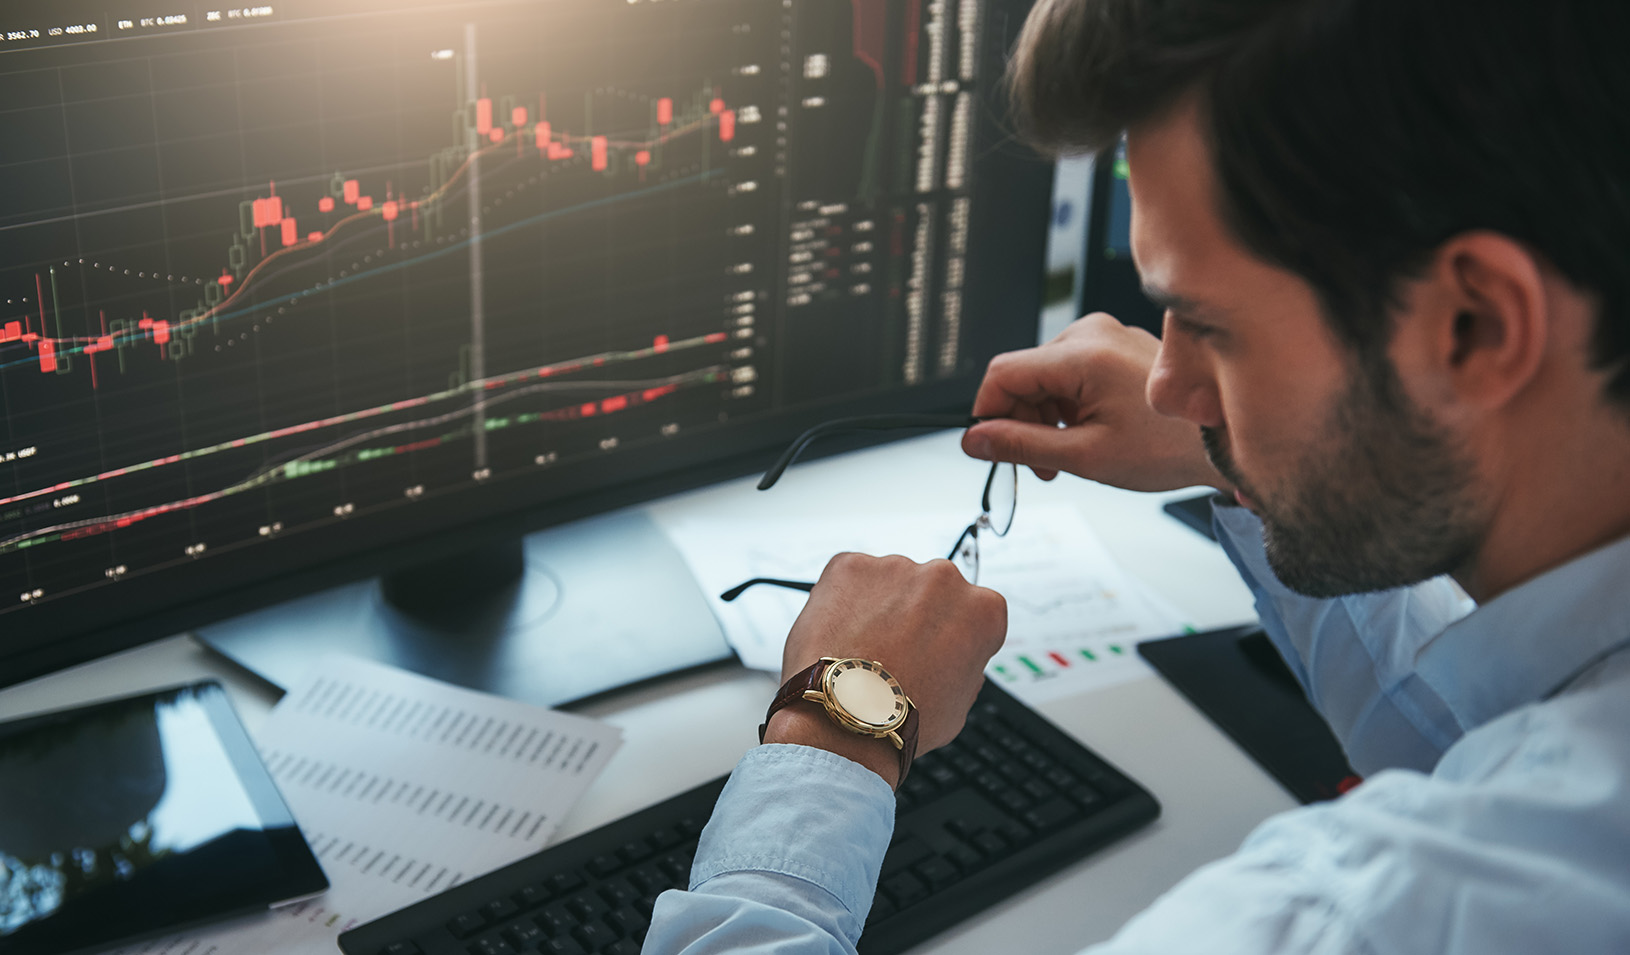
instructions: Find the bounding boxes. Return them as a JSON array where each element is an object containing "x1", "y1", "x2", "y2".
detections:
[{"x1": 338, "y1": 680, "x2": 1159, "y2": 955}]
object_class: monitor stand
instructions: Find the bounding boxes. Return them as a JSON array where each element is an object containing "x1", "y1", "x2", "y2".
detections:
[{"x1": 196, "y1": 509, "x2": 733, "y2": 707}]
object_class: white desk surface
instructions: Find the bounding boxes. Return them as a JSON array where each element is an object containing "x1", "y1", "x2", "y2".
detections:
[{"x1": 0, "y1": 430, "x2": 1292, "y2": 954}]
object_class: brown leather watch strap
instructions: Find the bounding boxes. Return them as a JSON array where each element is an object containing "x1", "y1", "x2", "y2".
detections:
[
  {"x1": 758, "y1": 659, "x2": 833, "y2": 743},
  {"x1": 759, "y1": 658, "x2": 919, "y2": 785}
]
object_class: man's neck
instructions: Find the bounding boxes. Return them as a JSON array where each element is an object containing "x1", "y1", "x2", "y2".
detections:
[{"x1": 1454, "y1": 404, "x2": 1630, "y2": 603}]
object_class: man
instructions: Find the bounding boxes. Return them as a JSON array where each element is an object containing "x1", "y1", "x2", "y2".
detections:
[{"x1": 646, "y1": 0, "x2": 1630, "y2": 950}]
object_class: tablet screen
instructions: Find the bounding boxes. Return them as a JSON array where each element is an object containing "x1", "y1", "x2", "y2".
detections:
[{"x1": 0, "y1": 681, "x2": 328, "y2": 955}]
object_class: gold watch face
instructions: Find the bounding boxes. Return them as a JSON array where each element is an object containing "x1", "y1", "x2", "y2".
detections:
[{"x1": 822, "y1": 658, "x2": 909, "y2": 734}]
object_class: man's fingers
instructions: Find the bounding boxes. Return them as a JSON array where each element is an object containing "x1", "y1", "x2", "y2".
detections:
[{"x1": 962, "y1": 418, "x2": 1090, "y2": 475}]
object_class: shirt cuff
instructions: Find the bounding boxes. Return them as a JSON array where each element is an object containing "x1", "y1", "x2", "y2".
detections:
[{"x1": 690, "y1": 744, "x2": 896, "y2": 938}]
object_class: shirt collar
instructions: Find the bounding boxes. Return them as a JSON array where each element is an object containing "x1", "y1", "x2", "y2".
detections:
[{"x1": 1413, "y1": 532, "x2": 1630, "y2": 734}]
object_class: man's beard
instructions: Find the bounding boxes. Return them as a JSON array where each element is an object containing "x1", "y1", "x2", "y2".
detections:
[{"x1": 1202, "y1": 360, "x2": 1485, "y2": 598}]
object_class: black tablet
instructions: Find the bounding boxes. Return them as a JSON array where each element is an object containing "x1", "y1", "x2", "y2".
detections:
[{"x1": 0, "y1": 680, "x2": 328, "y2": 955}]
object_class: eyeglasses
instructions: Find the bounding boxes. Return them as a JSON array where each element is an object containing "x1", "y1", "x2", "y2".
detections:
[{"x1": 720, "y1": 414, "x2": 1018, "y2": 601}]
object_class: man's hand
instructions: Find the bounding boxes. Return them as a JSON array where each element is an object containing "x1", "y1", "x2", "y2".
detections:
[
  {"x1": 761, "y1": 553, "x2": 1006, "y2": 788},
  {"x1": 961, "y1": 313, "x2": 1231, "y2": 492}
]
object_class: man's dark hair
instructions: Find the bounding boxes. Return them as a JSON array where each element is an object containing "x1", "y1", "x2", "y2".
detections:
[{"x1": 1007, "y1": 0, "x2": 1630, "y2": 403}]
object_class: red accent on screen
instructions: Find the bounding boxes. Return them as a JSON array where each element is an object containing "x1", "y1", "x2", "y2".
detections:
[
  {"x1": 357, "y1": 196, "x2": 374, "y2": 211},
  {"x1": 653, "y1": 334, "x2": 669, "y2": 352},
  {"x1": 850, "y1": 0, "x2": 887, "y2": 89},
  {"x1": 709, "y1": 97, "x2": 725, "y2": 114},
  {"x1": 252, "y1": 198, "x2": 270, "y2": 228},
  {"x1": 343, "y1": 179, "x2": 360, "y2": 204},
  {"x1": 535, "y1": 121, "x2": 551, "y2": 149},
  {"x1": 591, "y1": 136, "x2": 608, "y2": 171},
  {"x1": 153, "y1": 321, "x2": 170, "y2": 345},
  {"x1": 657, "y1": 97, "x2": 673, "y2": 125},
  {"x1": 600, "y1": 395, "x2": 628, "y2": 414},
  {"x1": 308, "y1": 231, "x2": 323, "y2": 243},
  {"x1": 1047, "y1": 651, "x2": 1071, "y2": 667},
  {"x1": 635, "y1": 150, "x2": 650, "y2": 167},
  {"x1": 318, "y1": 196, "x2": 335, "y2": 213},
  {"x1": 382, "y1": 200, "x2": 399, "y2": 222},
  {"x1": 642, "y1": 384, "x2": 676, "y2": 402},
  {"x1": 218, "y1": 272, "x2": 234, "y2": 286},
  {"x1": 0, "y1": 321, "x2": 18, "y2": 342},
  {"x1": 511, "y1": 106, "x2": 527, "y2": 127},
  {"x1": 704, "y1": 332, "x2": 728, "y2": 343},
  {"x1": 489, "y1": 127, "x2": 505, "y2": 143},
  {"x1": 719, "y1": 110, "x2": 736, "y2": 142},
  {"x1": 579, "y1": 402, "x2": 597, "y2": 417},
  {"x1": 476, "y1": 97, "x2": 493, "y2": 134},
  {"x1": 38, "y1": 339, "x2": 56, "y2": 373},
  {"x1": 280, "y1": 218, "x2": 298, "y2": 246},
  {"x1": 267, "y1": 196, "x2": 283, "y2": 221}
]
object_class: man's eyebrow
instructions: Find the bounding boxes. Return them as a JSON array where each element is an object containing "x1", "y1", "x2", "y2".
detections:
[{"x1": 1140, "y1": 284, "x2": 1226, "y2": 320}]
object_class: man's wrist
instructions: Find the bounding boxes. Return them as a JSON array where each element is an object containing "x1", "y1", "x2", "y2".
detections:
[{"x1": 761, "y1": 705, "x2": 903, "y2": 790}]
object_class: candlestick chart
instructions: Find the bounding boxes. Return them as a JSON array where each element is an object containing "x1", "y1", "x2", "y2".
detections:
[{"x1": 0, "y1": 0, "x2": 999, "y2": 612}]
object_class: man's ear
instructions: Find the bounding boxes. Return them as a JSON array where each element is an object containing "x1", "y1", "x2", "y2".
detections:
[{"x1": 1424, "y1": 232, "x2": 1549, "y2": 413}]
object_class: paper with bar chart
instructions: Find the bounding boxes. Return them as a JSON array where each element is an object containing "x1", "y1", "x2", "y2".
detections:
[
  {"x1": 0, "y1": 0, "x2": 991, "y2": 621},
  {"x1": 660, "y1": 504, "x2": 1192, "y2": 701},
  {"x1": 112, "y1": 653, "x2": 621, "y2": 954}
]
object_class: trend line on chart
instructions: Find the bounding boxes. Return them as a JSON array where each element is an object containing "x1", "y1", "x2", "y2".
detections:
[
  {"x1": 0, "y1": 329, "x2": 731, "y2": 512},
  {"x1": 1, "y1": 364, "x2": 729, "y2": 555}
]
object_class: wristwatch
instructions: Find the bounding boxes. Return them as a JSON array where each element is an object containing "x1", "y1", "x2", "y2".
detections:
[{"x1": 759, "y1": 657, "x2": 920, "y2": 785}]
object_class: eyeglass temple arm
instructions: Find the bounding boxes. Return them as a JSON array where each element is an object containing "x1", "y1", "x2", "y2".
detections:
[
  {"x1": 757, "y1": 414, "x2": 983, "y2": 490},
  {"x1": 719, "y1": 577, "x2": 816, "y2": 601}
]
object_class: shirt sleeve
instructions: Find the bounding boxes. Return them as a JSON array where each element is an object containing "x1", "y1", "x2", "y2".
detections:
[
  {"x1": 642, "y1": 743, "x2": 896, "y2": 955},
  {"x1": 1210, "y1": 503, "x2": 1471, "y2": 775}
]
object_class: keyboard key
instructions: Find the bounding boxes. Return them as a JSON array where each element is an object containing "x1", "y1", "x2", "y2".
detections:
[
  {"x1": 505, "y1": 923, "x2": 546, "y2": 949},
  {"x1": 605, "y1": 941, "x2": 642, "y2": 955},
  {"x1": 658, "y1": 852, "x2": 693, "y2": 882},
  {"x1": 539, "y1": 938, "x2": 588, "y2": 955},
  {"x1": 1024, "y1": 796, "x2": 1077, "y2": 830},
  {"x1": 607, "y1": 906, "x2": 649, "y2": 937},
  {"x1": 514, "y1": 882, "x2": 552, "y2": 909},
  {"x1": 546, "y1": 872, "x2": 585, "y2": 895},
  {"x1": 571, "y1": 922, "x2": 614, "y2": 950},
  {"x1": 881, "y1": 871, "x2": 928, "y2": 908},
  {"x1": 566, "y1": 894, "x2": 609, "y2": 922},
  {"x1": 972, "y1": 831, "x2": 1007, "y2": 856},
  {"x1": 946, "y1": 842, "x2": 984, "y2": 872},
  {"x1": 447, "y1": 913, "x2": 485, "y2": 939},
  {"x1": 881, "y1": 837, "x2": 933, "y2": 875},
  {"x1": 598, "y1": 879, "x2": 638, "y2": 908},
  {"x1": 1069, "y1": 784, "x2": 1103, "y2": 809},
  {"x1": 536, "y1": 906, "x2": 578, "y2": 937},
  {"x1": 380, "y1": 942, "x2": 421, "y2": 955},
  {"x1": 649, "y1": 826, "x2": 685, "y2": 849},
  {"x1": 617, "y1": 840, "x2": 653, "y2": 864},
  {"x1": 467, "y1": 938, "x2": 515, "y2": 955},
  {"x1": 587, "y1": 854, "x2": 621, "y2": 877},
  {"x1": 481, "y1": 898, "x2": 520, "y2": 922},
  {"x1": 677, "y1": 816, "x2": 705, "y2": 837},
  {"x1": 914, "y1": 856, "x2": 960, "y2": 890},
  {"x1": 1045, "y1": 767, "x2": 1079, "y2": 789},
  {"x1": 627, "y1": 864, "x2": 672, "y2": 895},
  {"x1": 1023, "y1": 778, "x2": 1056, "y2": 801},
  {"x1": 995, "y1": 788, "x2": 1032, "y2": 813}
]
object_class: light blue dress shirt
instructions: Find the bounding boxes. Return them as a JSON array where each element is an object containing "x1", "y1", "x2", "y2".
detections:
[{"x1": 644, "y1": 506, "x2": 1630, "y2": 954}]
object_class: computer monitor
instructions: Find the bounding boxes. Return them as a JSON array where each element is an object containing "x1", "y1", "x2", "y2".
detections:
[
  {"x1": 0, "y1": 0, "x2": 1051, "y2": 693},
  {"x1": 1080, "y1": 142, "x2": 1162, "y2": 335}
]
